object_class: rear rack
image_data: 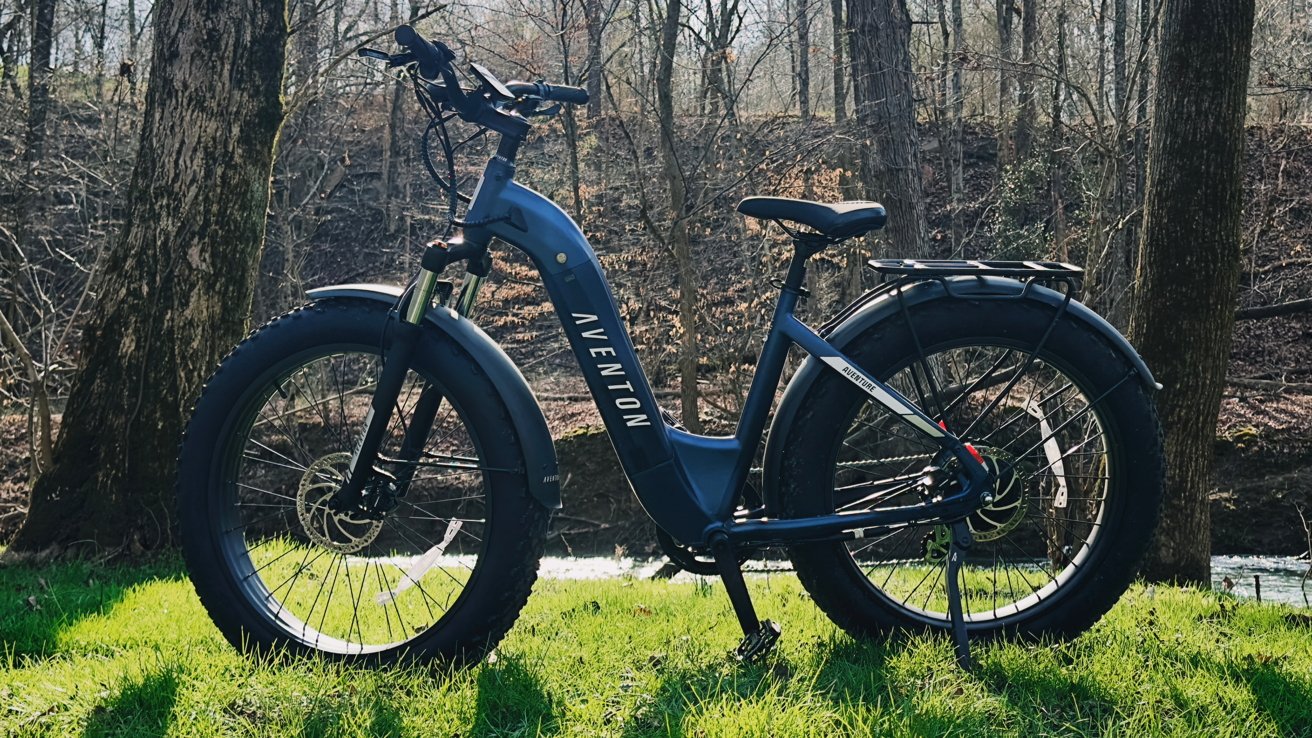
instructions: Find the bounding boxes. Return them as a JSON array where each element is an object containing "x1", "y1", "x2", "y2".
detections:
[
  {"x1": 818, "y1": 258, "x2": 1083, "y2": 337},
  {"x1": 867, "y1": 259, "x2": 1083, "y2": 279}
]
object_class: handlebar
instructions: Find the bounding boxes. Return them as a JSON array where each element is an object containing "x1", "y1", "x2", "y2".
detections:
[{"x1": 392, "y1": 25, "x2": 589, "y2": 109}]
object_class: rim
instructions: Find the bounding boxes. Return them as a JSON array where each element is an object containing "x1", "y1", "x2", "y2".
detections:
[
  {"x1": 833, "y1": 341, "x2": 1116, "y2": 626},
  {"x1": 214, "y1": 347, "x2": 493, "y2": 654}
]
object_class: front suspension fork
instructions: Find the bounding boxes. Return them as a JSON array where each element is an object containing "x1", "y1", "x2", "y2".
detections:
[{"x1": 333, "y1": 244, "x2": 487, "y2": 512}]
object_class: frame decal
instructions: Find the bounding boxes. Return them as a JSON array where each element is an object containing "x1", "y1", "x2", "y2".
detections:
[{"x1": 820, "y1": 356, "x2": 946, "y2": 438}]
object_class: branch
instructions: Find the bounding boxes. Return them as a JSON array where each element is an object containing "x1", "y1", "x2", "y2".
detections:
[
  {"x1": 1235, "y1": 297, "x2": 1312, "y2": 321},
  {"x1": 0, "y1": 309, "x2": 54, "y2": 474},
  {"x1": 284, "y1": 3, "x2": 447, "y2": 118},
  {"x1": 1246, "y1": 257, "x2": 1312, "y2": 277},
  {"x1": 1226, "y1": 377, "x2": 1312, "y2": 393}
]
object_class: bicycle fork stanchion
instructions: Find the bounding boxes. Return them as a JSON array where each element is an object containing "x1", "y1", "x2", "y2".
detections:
[
  {"x1": 391, "y1": 265, "x2": 484, "y2": 496},
  {"x1": 710, "y1": 533, "x2": 781, "y2": 662},
  {"x1": 946, "y1": 520, "x2": 974, "y2": 671},
  {"x1": 332, "y1": 268, "x2": 443, "y2": 512}
]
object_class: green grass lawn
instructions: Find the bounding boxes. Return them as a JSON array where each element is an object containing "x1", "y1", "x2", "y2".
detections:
[{"x1": 1, "y1": 557, "x2": 1309, "y2": 737}]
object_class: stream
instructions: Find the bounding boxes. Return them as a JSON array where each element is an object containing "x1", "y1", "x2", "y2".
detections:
[{"x1": 531, "y1": 554, "x2": 1312, "y2": 607}]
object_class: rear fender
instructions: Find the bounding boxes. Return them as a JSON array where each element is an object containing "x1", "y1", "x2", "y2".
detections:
[
  {"x1": 761, "y1": 276, "x2": 1157, "y2": 509},
  {"x1": 305, "y1": 284, "x2": 561, "y2": 509}
]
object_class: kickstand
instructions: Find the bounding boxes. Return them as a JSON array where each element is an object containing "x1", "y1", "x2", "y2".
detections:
[
  {"x1": 946, "y1": 520, "x2": 974, "y2": 671},
  {"x1": 710, "y1": 534, "x2": 780, "y2": 663}
]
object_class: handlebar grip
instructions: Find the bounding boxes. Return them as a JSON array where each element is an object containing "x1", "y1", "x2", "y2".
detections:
[
  {"x1": 506, "y1": 81, "x2": 590, "y2": 106},
  {"x1": 394, "y1": 25, "x2": 447, "y2": 81},
  {"x1": 543, "y1": 84, "x2": 589, "y2": 105}
]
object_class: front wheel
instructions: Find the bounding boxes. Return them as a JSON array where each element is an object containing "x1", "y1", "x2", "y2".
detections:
[
  {"x1": 777, "y1": 298, "x2": 1163, "y2": 638},
  {"x1": 177, "y1": 299, "x2": 550, "y2": 664}
]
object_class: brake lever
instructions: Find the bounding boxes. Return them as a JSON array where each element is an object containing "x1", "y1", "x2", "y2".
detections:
[
  {"x1": 389, "y1": 51, "x2": 417, "y2": 68},
  {"x1": 356, "y1": 47, "x2": 416, "y2": 69},
  {"x1": 523, "y1": 102, "x2": 562, "y2": 118}
]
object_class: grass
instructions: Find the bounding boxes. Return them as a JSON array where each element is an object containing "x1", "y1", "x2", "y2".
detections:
[{"x1": 1, "y1": 558, "x2": 1310, "y2": 737}]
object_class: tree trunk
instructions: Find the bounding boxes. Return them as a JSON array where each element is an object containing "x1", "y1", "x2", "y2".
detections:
[
  {"x1": 1129, "y1": 0, "x2": 1254, "y2": 585},
  {"x1": 656, "y1": 0, "x2": 702, "y2": 432},
  {"x1": 0, "y1": 12, "x2": 22, "y2": 98},
  {"x1": 703, "y1": 0, "x2": 738, "y2": 123},
  {"x1": 585, "y1": 0, "x2": 604, "y2": 117},
  {"x1": 127, "y1": 0, "x2": 140, "y2": 96},
  {"x1": 557, "y1": 6, "x2": 584, "y2": 216},
  {"x1": 1014, "y1": 0, "x2": 1037, "y2": 162},
  {"x1": 995, "y1": 0, "x2": 1015, "y2": 167},
  {"x1": 380, "y1": 0, "x2": 410, "y2": 234},
  {"x1": 1132, "y1": 0, "x2": 1154, "y2": 229},
  {"x1": 943, "y1": 0, "x2": 964, "y2": 253},
  {"x1": 831, "y1": 0, "x2": 846, "y2": 123},
  {"x1": 1094, "y1": 0, "x2": 1133, "y2": 324},
  {"x1": 797, "y1": 0, "x2": 810, "y2": 119},
  {"x1": 1049, "y1": 0, "x2": 1069, "y2": 258},
  {"x1": 7, "y1": 0, "x2": 288, "y2": 555},
  {"x1": 847, "y1": 0, "x2": 926, "y2": 258},
  {"x1": 23, "y1": 0, "x2": 57, "y2": 168},
  {"x1": 94, "y1": 0, "x2": 110, "y2": 99},
  {"x1": 1096, "y1": 0, "x2": 1108, "y2": 123}
]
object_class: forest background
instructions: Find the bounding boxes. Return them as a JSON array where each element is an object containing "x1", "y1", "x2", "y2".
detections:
[{"x1": 0, "y1": 0, "x2": 1307, "y2": 582}]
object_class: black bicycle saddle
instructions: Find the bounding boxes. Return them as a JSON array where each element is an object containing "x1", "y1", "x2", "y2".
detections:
[{"x1": 736, "y1": 197, "x2": 887, "y2": 239}]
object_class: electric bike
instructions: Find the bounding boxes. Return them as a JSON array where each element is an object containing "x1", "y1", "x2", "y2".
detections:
[{"x1": 176, "y1": 25, "x2": 1164, "y2": 669}]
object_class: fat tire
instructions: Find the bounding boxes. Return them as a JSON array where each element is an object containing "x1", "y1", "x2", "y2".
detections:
[
  {"x1": 177, "y1": 299, "x2": 550, "y2": 665},
  {"x1": 778, "y1": 298, "x2": 1163, "y2": 639}
]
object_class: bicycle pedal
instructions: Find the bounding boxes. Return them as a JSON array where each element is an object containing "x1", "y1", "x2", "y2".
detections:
[{"x1": 735, "y1": 620, "x2": 782, "y2": 663}]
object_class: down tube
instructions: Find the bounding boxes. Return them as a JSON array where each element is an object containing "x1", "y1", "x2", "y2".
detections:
[{"x1": 479, "y1": 177, "x2": 720, "y2": 543}]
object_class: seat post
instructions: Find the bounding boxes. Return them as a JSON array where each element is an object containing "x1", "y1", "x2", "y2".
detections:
[
  {"x1": 781, "y1": 249, "x2": 809, "y2": 294},
  {"x1": 782, "y1": 233, "x2": 830, "y2": 293}
]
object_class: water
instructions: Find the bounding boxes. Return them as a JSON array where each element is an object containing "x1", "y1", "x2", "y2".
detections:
[
  {"x1": 531, "y1": 554, "x2": 1312, "y2": 607},
  {"x1": 1210, "y1": 555, "x2": 1310, "y2": 607}
]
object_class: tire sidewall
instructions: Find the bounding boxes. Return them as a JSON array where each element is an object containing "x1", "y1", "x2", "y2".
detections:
[{"x1": 177, "y1": 300, "x2": 543, "y2": 663}]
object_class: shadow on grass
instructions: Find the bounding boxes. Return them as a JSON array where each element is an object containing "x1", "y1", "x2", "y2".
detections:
[
  {"x1": 0, "y1": 555, "x2": 186, "y2": 662},
  {"x1": 81, "y1": 667, "x2": 179, "y2": 738},
  {"x1": 609, "y1": 638, "x2": 904, "y2": 737},
  {"x1": 471, "y1": 656, "x2": 559, "y2": 736},
  {"x1": 1237, "y1": 659, "x2": 1312, "y2": 737}
]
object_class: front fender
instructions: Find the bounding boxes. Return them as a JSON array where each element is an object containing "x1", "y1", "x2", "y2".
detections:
[
  {"x1": 305, "y1": 283, "x2": 560, "y2": 510},
  {"x1": 761, "y1": 276, "x2": 1157, "y2": 509}
]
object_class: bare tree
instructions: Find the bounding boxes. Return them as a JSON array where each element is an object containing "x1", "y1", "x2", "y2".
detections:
[
  {"x1": 796, "y1": 0, "x2": 810, "y2": 119},
  {"x1": 585, "y1": 0, "x2": 604, "y2": 117},
  {"x1": 847, "y1": 0, "x2": 926, "y2": 258},
  {"x1": 23, "y1": 0, "x2": 56, "y2": 167},
  {"x1": 653, "y1": 0, "x2": 705, "y2": 431},
  {"x1": 830, "y1": 0, "x2": 845, "y2": 123}
]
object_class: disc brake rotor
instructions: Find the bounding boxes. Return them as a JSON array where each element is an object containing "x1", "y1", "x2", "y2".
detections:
[
  {"x1": 967, "y1": 448, "x2": 1028, "y2": 542},
  {"x1": 297, "y1": 452, "x2": 383, "y2": 553}
]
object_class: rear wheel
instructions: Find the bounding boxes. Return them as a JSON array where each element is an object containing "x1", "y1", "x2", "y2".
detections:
[
  {"x1": 177, "y1": 300, "x2": 549, "y2": 664},
  {"x1": 777, "y1": 298, "x2": 1162, "y2": 638}
]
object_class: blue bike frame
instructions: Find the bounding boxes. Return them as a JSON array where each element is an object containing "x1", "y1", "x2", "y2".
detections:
[{"x1": 455, "y1": 155, "x2": 991, "y2": 547}]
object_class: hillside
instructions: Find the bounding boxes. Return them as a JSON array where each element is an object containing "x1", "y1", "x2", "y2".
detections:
[{"x1": 2, "y1": 102, "x2": 1311, "y2": 552}]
